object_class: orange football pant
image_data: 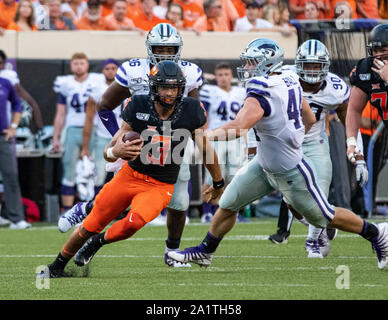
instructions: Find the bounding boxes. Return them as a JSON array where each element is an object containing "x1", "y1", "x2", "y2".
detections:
[{"x1": 83, "y1": 162, "x2": 174, "y2": 242}]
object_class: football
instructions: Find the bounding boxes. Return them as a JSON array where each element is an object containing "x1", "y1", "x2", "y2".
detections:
[{"x1": 122, "y1": 131, "x2": 142, "y2": 144}]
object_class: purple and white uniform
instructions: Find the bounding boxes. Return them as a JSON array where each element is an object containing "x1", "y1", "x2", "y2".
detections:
[{"x1": 219, "y1": 69, "x2": 335, "y2": 228}]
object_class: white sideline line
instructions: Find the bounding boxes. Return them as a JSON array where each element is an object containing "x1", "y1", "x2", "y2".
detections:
[{"x1": 0, "y1": 254, "x2": 375, "y2": 259}]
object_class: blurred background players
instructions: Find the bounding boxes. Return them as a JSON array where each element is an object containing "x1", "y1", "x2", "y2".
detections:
[
  {"x1": 199, "y1": 62, "x2": 247, "y2": 223},
  {"x1": 81, "y1": 59, "x2": 123, "y2": 196},
  {"x1": 0, "y1": 75, "x2": 31, "y2": 229},
  {"x1": 52, "y1": 52, "x2": 102, "y2": 212}
]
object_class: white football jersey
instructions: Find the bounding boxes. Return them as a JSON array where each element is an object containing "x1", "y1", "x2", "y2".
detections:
[
  {"x1": 199, "y1": 84, "x2": 246, "y2": 130},
  {"x1": 283, "y1": 65, "x2": 350, "y2": 143},
  {"x1": 114, "y1": 58, "x2": 203, "y2": 96},
  {"x1": 89, "y1": 80, "x2": 123, "y2": 139},
  {"x1": 247, "y1": 69, "x2": 305, "y2": 173},
  {"x1": 0, "y1": 69, "x2": 20, "y2": 86},
  {"x1": 53, "y1": 73, "x2": 104, "y2": 127}
]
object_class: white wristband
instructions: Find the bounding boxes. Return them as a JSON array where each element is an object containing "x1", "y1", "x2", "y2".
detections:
[
  {"x1": 346, "y1": 137, "x2": 357, "y2": 148},
  {"x1": 10, "y1": 123, "x2": 17, "y2": 129},
  {"x1": 106, "y1": 147, "x2": 117, "y2": 160}
]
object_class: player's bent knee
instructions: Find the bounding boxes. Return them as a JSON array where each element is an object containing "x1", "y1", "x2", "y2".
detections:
[
  {"x1": 105, "y1": 212, "x2": 146, "y2": 242},
  {"x1": 218, "y1": 189, "x2": 239, "y2": 212}
]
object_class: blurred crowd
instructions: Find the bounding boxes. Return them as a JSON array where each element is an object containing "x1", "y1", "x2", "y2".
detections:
[{"x1": 0, "y1": 0, "x2": 384, "y2": 35}]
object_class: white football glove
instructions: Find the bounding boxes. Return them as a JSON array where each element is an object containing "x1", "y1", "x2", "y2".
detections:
[{"x1": 355, "y1": 158, "x2": 368, "y2": 187}]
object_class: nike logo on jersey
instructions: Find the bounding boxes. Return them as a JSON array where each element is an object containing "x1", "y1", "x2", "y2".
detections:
[
  {"x1": 167, "y1": 192, "x2": 173, "y2": 196},
  {"x1": 129, "y1": 213, "x2": 134, "y2": 222},
  {"x1": 101, "y1": 117, "x2": 108, "y2": 121}
]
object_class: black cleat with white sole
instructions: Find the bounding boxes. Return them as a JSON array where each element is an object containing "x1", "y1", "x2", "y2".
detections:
[{"x1": 74, "y1": 234, "x2": 104, "y2": 267}]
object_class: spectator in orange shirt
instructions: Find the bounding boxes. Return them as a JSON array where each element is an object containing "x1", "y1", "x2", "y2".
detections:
[
  {"x1": 230, "y1": 0, "x2": 249, "y2": 17},
  {"x1": 101, "y1": 0, "x2": 115, "y2": 16},
  {"x1": 75, "y1": 0, "x2": 116, "y2": 30},
  {"x1": 105, "y1": 0, "x2": 145, "y2": 32},
  {"x1": 166, "y1": 2, "x2": 185, "y2": 27},
  {"x1": 379, "y1": 0, "x2": 388, "y2": 18},
  {"x1": 289, "y1": 0, "x2": 330, "y2": 19},
  {"x1": 356, "y1": 0, "x2": 379, "y2": 18},
  {"x1": 304, "y1": 1, "x2": 320, "y2": 19},
  {"x1": 132, "y1": 0, "x2": 168, "y2": 31},
  {"x1": 126, "y1": 0, "x2": 142, "y2": 20},
  {"x1": 45, "y1": 0, "x2": 77, "y2": 30},
  {"x1": 0, "y1": 0, "x2": 18, "y2": 29},
  {"x1": 329, "y1": 0, "x2": 356, "y2": 18},
  {"x1": 173, "y1": 0, "x2": 204, "y2": 27},
  {"x1": 7, "y1": 0, "x2": 38, "y2": 31},
  {"x1": 333, "y1": 0, "x2": 354, "y2": 18},
  {"x1": 166, "y1": 2, "x2": 201, "y2": 33},
  {"x1": 193, "y1": 0, "x2": 230, "y2": 31}
]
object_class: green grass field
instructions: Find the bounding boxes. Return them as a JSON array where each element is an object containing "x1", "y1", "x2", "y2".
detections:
[{"x1": 1, "y1": 218, "x2": 387, "y2": 300}]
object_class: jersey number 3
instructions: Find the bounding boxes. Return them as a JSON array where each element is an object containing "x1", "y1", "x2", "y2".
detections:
[{"x1": 371, "y1": 92, "x2": 388, "y2": 120}]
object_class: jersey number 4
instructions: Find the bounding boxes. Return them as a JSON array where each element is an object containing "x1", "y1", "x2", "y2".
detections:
[
  {"x1": 287, "y1": 88, "x2": 302, "y2": 129},
  {"x1": 147, "y1": 135, "x2": 172, "y2": 166},
  {"x1": 371, "y1": 92, "x2": 388, "y2": 120},
  {"x1": 70, "y1": 93, "x2": 88, "y2": 113}
]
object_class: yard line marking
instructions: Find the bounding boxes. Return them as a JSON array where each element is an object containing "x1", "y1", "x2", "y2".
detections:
[{"x1": 169, "y1": 282, "x2": 313, "y2": 287}]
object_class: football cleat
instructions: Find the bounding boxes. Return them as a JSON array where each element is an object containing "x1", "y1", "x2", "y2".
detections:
[
  {"x1": 167, "y1": 245, "x2": 213, "y2": 267},
  {"x1": 371, "y1": 222, "x2": 388, "y2": 270},
  {"x1": 165, "y1": 248, "x2": 191, "y2": 268},
  {"x1": 37, "y1": 265, "x2": 65, "y2": 279},
  {"x1": 74, "y1": 234, "x2": 103, "y2": 267},
  {"x1": 305, "y1": 238, "x2": 323, "y2": 258},
  {"x1": 58, "y1": 202, "x2": 88, "y2": 233},
  {"x1": 268, "y1": 229, "x2": 290, "y2": 244},
  {"x1": 318, "y1": 229, "x2": 330, "y2": 257}
]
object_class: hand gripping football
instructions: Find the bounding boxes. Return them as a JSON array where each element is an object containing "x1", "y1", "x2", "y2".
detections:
[{"x1": 122, "y1": 131, "x2": 142, "y2": 144}]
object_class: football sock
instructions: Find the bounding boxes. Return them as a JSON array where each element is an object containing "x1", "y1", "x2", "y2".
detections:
[
  {"x1": 201, "y1": 231, "x2": 222, "y2": 253},
  {"x1": 166, "y1": 237, "x2": 180, "y2": 250},
  {"x1": 359, "y1": 220, "x2": 379, "y2": 242},
  {"x1": 277, "y1": 199, "x2": 290, "y2": 231},
  {"x1": 307, "y1": 225, "x2": 322, "y2": 240},
  {"x1": 202, "y1": 202, "x2": 211, "y2": 214},
  {"x1": 50, "y1": 253, "x2": 71, "y2": 270}
]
